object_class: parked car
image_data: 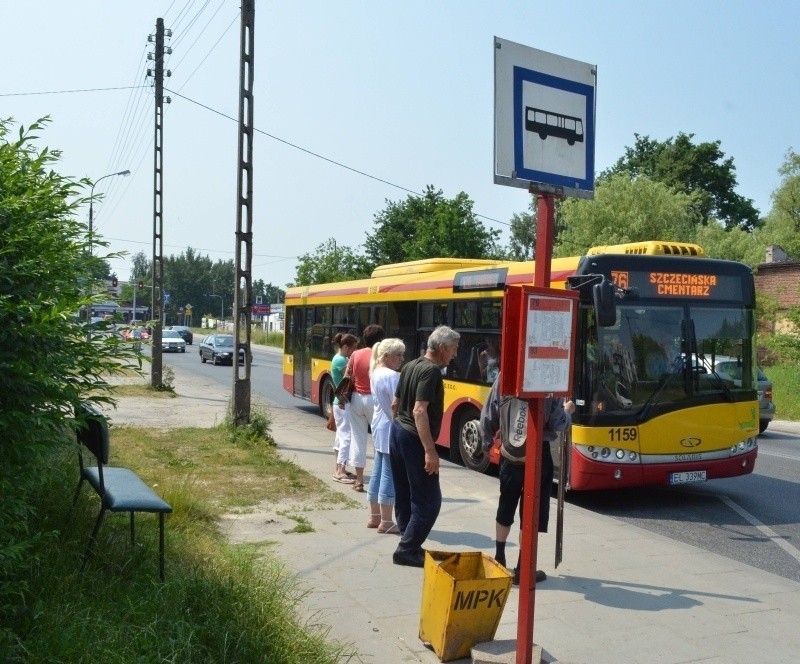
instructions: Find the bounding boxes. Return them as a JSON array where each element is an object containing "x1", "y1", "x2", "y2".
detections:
[
  {"x1": 199, "y1": 334, "x2": 244, "y2": 365},
  {"x1": 708, "y1": 357, "x2": 775, "y2": 434},
  {"x1": 161, "y1": 328, "x2": 187, "y2": 353},
  {"x1": 169, "y1": 325, "x2": 194, "y2": 345}
]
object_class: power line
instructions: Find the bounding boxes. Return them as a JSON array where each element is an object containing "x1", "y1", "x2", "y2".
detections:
[
  {"x1": 103, "y1": 235, "x2": 297, "y2": 260},
  {"x1": 174, "y1": 10, "x2": 239, "y2": 92},
  {"x1": 165, "y1": 88, "x2": 511, "y2": 228},
  {"x1": 1, "y1": 87, "x2": 511, "y2": 229},
  {"x1": 0, "y1": 85, "x2": 148, "y2": 97}
]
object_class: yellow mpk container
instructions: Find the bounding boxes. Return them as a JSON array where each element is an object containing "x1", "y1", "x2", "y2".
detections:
[{"x1": 418, "y1": 550, "x2": 513, "y2": 662}]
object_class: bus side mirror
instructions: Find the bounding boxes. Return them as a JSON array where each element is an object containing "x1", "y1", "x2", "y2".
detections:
[{"x1": 593, "y1": 281, "x2": 617, "y2": 327}]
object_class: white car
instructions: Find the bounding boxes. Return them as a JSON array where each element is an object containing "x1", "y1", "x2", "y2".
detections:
[{"x1": 161, "y1": 329, "x2": 186, "y2": 353}]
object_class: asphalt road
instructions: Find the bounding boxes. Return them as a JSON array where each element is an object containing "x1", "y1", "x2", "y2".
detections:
[{"x1": 161, "y1": 344, "x2": 800, "y2": 584}]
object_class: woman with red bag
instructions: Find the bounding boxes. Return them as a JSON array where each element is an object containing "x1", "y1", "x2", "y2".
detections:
[{"x1": 331, "y1": 333, "x2": 359, "y2": 483}]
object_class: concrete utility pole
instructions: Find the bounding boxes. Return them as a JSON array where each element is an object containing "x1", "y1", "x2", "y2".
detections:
[
  {"x1": 148, "y1": 18, "x2": 170, "y2": 388},
  {"x1": 232, "y1": 0, "x2": 255, "y2": 426}
]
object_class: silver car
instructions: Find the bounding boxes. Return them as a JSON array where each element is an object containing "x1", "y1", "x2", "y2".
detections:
[
  {"x1": 711, "y1": 357, "x2": 775, "y2": 434},
  {"x1": 161, "y1": 329, "x2": 187, "y2": 353}
]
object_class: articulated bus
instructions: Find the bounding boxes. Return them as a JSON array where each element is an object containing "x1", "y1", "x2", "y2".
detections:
[{"x1": 283, "y1": 241, "x2": 759, "y2": 491}]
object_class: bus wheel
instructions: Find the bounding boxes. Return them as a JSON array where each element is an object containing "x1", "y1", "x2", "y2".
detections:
[
  {"x1": 456, "y1": 409, "x2": 490, "y2": 474},
  {"x1": 320, "y1": 376, "x2": 335, "y2": 418}
]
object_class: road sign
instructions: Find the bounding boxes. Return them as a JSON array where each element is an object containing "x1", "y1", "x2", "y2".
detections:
[
  {"x1": 494, "y1": 37, "x2": 596, "y2": 199},
  {"x1": 252, "y1": 303, "x2": 270, "y2": 316}
]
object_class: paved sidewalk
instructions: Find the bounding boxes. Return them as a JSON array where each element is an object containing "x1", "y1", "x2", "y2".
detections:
[{"x1": 115, "y1": 362, "x2": 800, "y2": 664}]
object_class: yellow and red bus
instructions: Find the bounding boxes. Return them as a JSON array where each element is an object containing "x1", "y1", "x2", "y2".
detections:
[{"x1": 283, "y1": 241, "x2": 759, "y2": 490}]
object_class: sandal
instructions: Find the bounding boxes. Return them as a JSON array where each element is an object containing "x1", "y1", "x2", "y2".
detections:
[
  {"x1": 367, "y1": 513, "x2": 381, "y2": 529},
  {"x1": 332, "y1": 475, "x2": 355, "y2": 484},
  {"x1": 352, "y1": 482, "x2": 365, "y2": 492},
  {"x1": 345, "y1": 470, "x2": 357, "y2": 479},
  {"x1": 377, "y1": 520, "x2": 401, "y2": 534}
]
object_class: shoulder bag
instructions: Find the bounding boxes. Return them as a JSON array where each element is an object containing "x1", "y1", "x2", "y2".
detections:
[{"x1": 334, "y1": 357, "x2": 355, "y2": 403}]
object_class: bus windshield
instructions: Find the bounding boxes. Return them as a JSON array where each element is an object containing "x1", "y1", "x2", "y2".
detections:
[{"x1": 581, "y1": 304, "x2": 754, "y2": 417}]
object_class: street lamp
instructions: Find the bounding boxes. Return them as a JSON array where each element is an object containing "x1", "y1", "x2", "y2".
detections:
[
  {"x1": 85, "y1": 169, "x2": 130, "y2": 324},
  {"x1": 205, "y1": 293, "x2": 224, "y2": 329},
  {"x1": 88, "y1": 169, "x2": 130, "y2": 257}
]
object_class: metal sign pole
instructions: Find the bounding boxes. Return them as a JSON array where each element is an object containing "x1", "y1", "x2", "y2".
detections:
[{"x1": 516, "y1": 191, "x2": 555, "y2": 664}]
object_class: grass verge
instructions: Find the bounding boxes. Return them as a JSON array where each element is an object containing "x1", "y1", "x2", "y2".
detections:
[
  {"x1": 2, "y1": 411, "x2": 356, "y2": 663},
  {"x1": 765, "y1": 362, "x2": 800, "y2": 422}
]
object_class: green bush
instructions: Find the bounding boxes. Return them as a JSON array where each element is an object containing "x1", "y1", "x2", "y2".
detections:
[
  {"x1": 0, "y1": 118, "x2": 140, "y2": 637},
  {"x1": 761, "y1": 333, "x2": 800, "y2": 365}
]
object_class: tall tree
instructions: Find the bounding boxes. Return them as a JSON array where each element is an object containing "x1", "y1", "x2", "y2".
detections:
[
  {"x1": 253, "y1": 279, "x2": 285, "y2": 304},
  {"x1": 756, "y1": 149, "x2": 800, "y2": 259},
  {"x1": 291, "y1": 238, "x2": 371, "y2": 286},
  {"x1": 694, "y1": 222, "x2": 761, "y2": 265},
  {"x1": 131, "y1": 250, "x2": 150, "y2": 280},
  {"x1": 554, "y1": 174, "x2": 701, "y2": 257},
  {"x1": 601, "y1": 132, "x2": 760, "y2": 231},
  {"x1": 506, "y1": 210, "x2": 535, "y2": 261},
  {"x1": 363, "y1": 185, "x2": 500, "y2": 267}
]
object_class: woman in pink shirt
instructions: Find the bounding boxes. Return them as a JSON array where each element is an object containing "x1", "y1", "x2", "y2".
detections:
[{"x1": 345, "y1": 324, "x2": 385, "y2": 492}]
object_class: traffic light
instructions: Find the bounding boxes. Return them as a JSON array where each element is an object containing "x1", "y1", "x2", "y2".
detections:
[
  {"x1": 111, "y1": 277, "x2": 118, "y2": 288},
  {"x1": 138, "y1": 280, "x2": 144, "y2": 291}
]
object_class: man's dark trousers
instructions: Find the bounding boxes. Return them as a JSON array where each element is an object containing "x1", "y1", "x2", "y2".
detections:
[{"x1": 389, "y1": 420, "x2": 442, "y2": 555}]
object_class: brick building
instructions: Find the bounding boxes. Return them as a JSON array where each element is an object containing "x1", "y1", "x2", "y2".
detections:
[{"x1": 754, "y1": 245, "x2": 800, "y2": 334}]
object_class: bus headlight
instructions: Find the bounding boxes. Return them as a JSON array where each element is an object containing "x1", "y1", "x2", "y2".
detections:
[{"x1": 575, "y1": 444, "x2": 639, "y2": 464}]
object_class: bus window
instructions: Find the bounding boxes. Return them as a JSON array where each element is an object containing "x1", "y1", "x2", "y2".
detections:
[
  {"x1": 359, "y1": 307, "x2": 370, "y2": 333},
  {"x1": 479, "y1": 301, "x2": 502, "y2": 329},
  {"x1": 333, "y1": 304, "x2": 356, "y2": 326},
  {"x1": 479, "y1": 336, "x2": 500, "y2": 382},
  {"x1": 420, "y1": 302, "x2": 450, "y2": 329},
  {"x1": 690, "y1": 306, "x2": 752, "y2": 394},
  {"x1": 310, "y1": 323, "x2": 328, "y2": 358},
  {"x1": 454, "y1": 301, "x2": 477, "y2": 328},
  {"x1": 372, "y1": 305, "x2": 387, "y2": 330},
  {"x1": 388, "y1": 301, "x2": 417, "y2": 362},
  {"x1": 315, "y1": 306, "x2": 332, "y2": 325}
]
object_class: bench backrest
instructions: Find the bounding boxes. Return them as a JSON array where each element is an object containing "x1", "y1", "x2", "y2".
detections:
[{"x1": 76, "y1": 401, "x2": 110, "y2": 465}]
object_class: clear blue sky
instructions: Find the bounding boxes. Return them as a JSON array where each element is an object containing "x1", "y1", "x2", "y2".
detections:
[{"x1": 3, "y1": 1, "x2": 797, "y2": 290}]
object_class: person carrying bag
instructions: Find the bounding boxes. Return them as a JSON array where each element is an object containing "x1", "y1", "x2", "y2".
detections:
[
  {"x1": 334, "y1": 369, "x2": 354, "y2": 405},
  {"x1": 331, "y1": 333, "x2": 359, "y2": 482}
]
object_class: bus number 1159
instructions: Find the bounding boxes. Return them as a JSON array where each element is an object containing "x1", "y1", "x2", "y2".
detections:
[{"x1": 608, "y1": 427, "x2": 638, "y2": 442}]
